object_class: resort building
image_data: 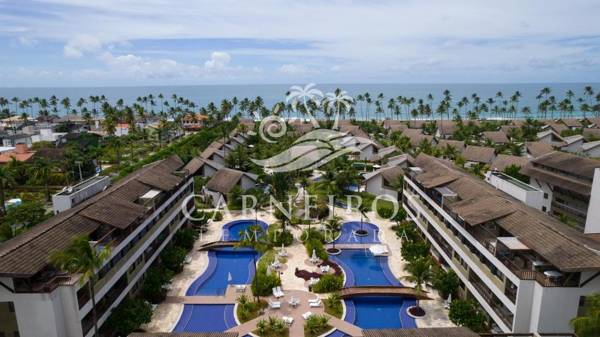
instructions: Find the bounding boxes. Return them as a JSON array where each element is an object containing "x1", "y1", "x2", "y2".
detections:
[
  {"x1": 482, "y1": 131, "x2": 509, "y2": 145},
  {"x1": 181, "y1": 113, "x2": 208, "y2": 131},
  {"x1": 203, "y1": 167, "x2": 258, "y2": 207},
  {"x1": 363, "y1": 166, "x2": 405, "y2": 199},
  {"x1": 461, "y1": 145, "x2": 495, "y2": 167},
  {"x1": 581, "y1": 140, "x2": 600, "y2": 157},
  {"x1": 52, "y1": 175, "x2": 111, "y2": 214},
  {"x1": 0, "y1": 155, "x2": 196, "y2": 337},
  {"x1": 521, "y1": 151, "x2": 600, "y2": 232},
  {"x1": 402, "y1": 154, "x2": 600, "y2": 334},
  {"x1": 524, "y1": 142, "x2": 554, "y2": 159}
]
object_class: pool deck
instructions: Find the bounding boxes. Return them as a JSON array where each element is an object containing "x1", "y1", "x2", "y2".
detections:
[
  {"x1": 143, "y1": 207, "x2": 455, "y2": 334},
  {"x1": 226, "y1": 289, "x2": 362, "y2": 337}
]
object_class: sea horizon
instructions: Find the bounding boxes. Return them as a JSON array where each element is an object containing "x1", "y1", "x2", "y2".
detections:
[{"x1": 1, "y1": 82, "x2": 599, "y2": 119}]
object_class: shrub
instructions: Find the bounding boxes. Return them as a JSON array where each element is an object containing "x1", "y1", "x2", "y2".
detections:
[
  {"x1": 401, "y1": 240, "x2": 430, "y2": 262},
  {"x1": 376, "y1": 204, "x2": 394, "y2": 219},
  {"x1": 432, "y1": 269, "x2": 460, "y2": 299},
  {"x1": 324, "y1": 292, "x2": 343, "y2": 318},
  {"x1": 449, "y1": 300, "x2": 488, "y2": 333},
  {"x1": 304, "y1": 314, "x2": 331, "y2": 337},
  {"x1": 305, "y1": 237, "x2": 328, "y2": 261},
  {"x1": 174, "y1": 228, "x2": 198, "y2": 251},
  {"x1": 160, "y1": 245, "x2": 187, "y2": 273},
  {"x1": 106, "y1": 298, "x2": 152, "y2": 336},
  {"x1": 251, "y1": 269, "x2": 281, "y2": 297},
  {"x1": 141, "y1": 267, "x2": 173, "y2": 303},
  {"x1": 312, "y1": 274, "x2": 343, "y2": 293},
  {"x1": 254, "y1": 316, "x2": 288, "y2": 337},
  {"x1": 268, "y1": 228, "x2": 293, "y2": 246}
]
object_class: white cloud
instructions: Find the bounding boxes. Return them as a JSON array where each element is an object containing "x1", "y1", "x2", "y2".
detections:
[
  {"x1": 64, "y1": 34, "x2": 103, "y2": 58},
  {"x1": 278, "y1": 64, "x2": 315, "y2": 75},
  {"x1": 204, "y1": 51, "x2": 231, "y2": 71}
]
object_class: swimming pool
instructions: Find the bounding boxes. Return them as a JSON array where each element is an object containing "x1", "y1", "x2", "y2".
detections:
[
  {"x1": 186, "y1": 248, "x2": 258, "y2": 296},
  {"x1": 334, "y1": 221, "x2": 380, "y2": 244},
  {"x1": 330, "y1": 249, "x2": 416, "y2": 330},
  {"x1": 344, "y1": 296, "x2": 417, "y2": 329},
  {"x1": 221, "y1": 219, "x2": 269, "y2": 241},
  {"x1": 330, "y1": 249, "x2": 400, "y2": 287},
  {"x1": 173, "y1": 304, "x2": 237, "y2": 332}
]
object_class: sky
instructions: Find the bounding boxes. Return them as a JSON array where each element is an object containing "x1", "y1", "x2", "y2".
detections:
[{"x1": 1, "y1": 0, "x2": 600, "y2": 87}]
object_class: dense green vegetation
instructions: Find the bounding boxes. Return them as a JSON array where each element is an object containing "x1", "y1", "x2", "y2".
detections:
[
  {"x1": 449, "y1": 299, "x2": 489, "y2": 333},
  {"x1": 570, "y1": 293, "x2": 600, "y2": 337},
  {"x1": 304, "y1": 314, "x2": 332, "y2": 337}
]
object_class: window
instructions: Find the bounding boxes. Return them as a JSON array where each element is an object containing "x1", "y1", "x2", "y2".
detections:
[
  {"x1": 8, "y1": 302, "x2": 14, "y2": 312},
  {"x1": 13, "y1": 332, "x2": 19, "y2": 337},
  {"x1": 544, "y1": 193, "x2": 548, "y2": 199},
  {"x1": 542, "y1": 206, "x2": 547, "y2": 212}
]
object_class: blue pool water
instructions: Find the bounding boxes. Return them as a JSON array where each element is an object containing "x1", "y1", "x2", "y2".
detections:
[
  {"x1": 331, "y1": 249, "x2": 400, "y2": 287},
  {"x1": 222, "y1": 219, "x2": 269, "y2": 241},
  {"x1": 335, "y1": 221, "x2": 380, "y2": 244},
  {"x1": 345, "y1": 296, "x2": 417, "y2": 329},
  {"x1": 173, "y1": 304, "x2": 237, "y2": 332},
  {"x1": 186, "y1": 248, "x2": 258, "y2": 296}
]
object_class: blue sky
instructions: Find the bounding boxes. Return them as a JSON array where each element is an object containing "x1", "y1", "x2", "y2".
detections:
[{"x1": 1, "y1": 0, "x2": 600, "y2": 87}]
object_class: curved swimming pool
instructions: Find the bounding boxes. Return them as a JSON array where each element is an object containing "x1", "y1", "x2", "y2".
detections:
[
  {"x1": 186, "y1": 248, "x2": 258, "y2": 296},
  {"x1": 330, "y1": 248, "x2": 417, "y2": 330},
  {"x1": 173, "y1": 220, "x2": 264, "y2": 332},
  {"x1": 335, "y1": 221, "x2": 381, "y2": 244},
  {"x1": 221, "y1": 219, "x2": 269, "y2": 241}
]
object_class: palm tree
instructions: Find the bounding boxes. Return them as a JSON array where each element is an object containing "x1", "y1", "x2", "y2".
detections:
[
  {"x1": 30, "y1": 158, "x2": 54, "y2": 202},
  {"x1": 0, "y1": 166, "x2": 15, "y2": 214},
  {"x1": 51, "y1": 235, "x2": 111, "y2": 337},
  {"x1": 286, "y1": 83, "x2": 323, "y2": 127},
  {"x1": 403, "y1": 256, "x2": 433, "y2": 310},
  {"x1": 325, "y1": 216, "x2": 342, "y2": 252},
  {"x1": 325, "y1": 89, "x2": 353, "y2": 129}
]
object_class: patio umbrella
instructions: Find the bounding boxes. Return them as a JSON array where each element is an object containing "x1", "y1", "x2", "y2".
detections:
[
  {"x1": 312, "y1": 249, "x2": 317, "y2": 261},
  {"x1": 281, "y1": 243, "x2": 285, "y2": 252},
  {"x1": 227, "y1": 272, "x2": 232, "y2": 283}
]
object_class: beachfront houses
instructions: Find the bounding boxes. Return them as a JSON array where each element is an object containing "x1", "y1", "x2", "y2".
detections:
[
  {"x1": 402, "y1": 153, "x2": 600, "y2": 334},
  {"x1": 0, "y1": 155, "x2": 196, "y2": 337},
  {"x1": 521, "y1": 151, "x2": 600, "y2": 232}
]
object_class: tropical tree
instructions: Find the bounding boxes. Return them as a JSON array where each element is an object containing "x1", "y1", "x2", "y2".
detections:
[
  {"x1": 403, "y1": 256, "x2": 433, "y2": 309},
  {"x1": 30, "y1": 158, "x2": 55, "y2": 202},
  {"x1": 570, "y1": 293, "x2": 600, "y2": 337},
  {"x1": 51, "y1": 235, "x2": 111, "y2": 337},
  {"x1": 0, "y1": 166, "x2": 15, "y2": 214}
]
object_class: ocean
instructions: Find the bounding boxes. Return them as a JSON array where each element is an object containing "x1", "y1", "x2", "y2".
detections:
[{"x1": 0, "y1": 83, "x2": 598, "y2": 119}]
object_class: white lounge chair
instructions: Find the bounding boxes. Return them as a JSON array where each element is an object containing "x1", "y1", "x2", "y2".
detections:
[
  {"x1": 308, "y1": 297, "x2": 320, "y2": 304},
  {"x1": 302, "y1": 311, "x2": 313, "y2": 320},
  {"x1": 184, "y1": 256, "x2": 192, "y2": 264},
  {"x1": 278, "y1": 250, "x2": 288, "y2": 257},
  {"x1": 309, "y1": 299, "x2": 322, "y2": 308},
  {"x1": 276, "y1": 286, "x2": 285, "y2": 297},
  {"x1": 288, "y1": 297, "x2": 300, "y2": 308},
  {"x1": 235, "y1": 284, "x2": 246, "y2": 292},
  {"x1": 271, "y1": 260, "x2": 281, "y2": 269},
  {"x1": 308, "y1": 277, "x2": 319, "y2": 286},
  {"x1": 282, "y1": 316, "x2": 294, "y2": 325},
  {"x1": 268, "y1": 299, "x2": 281, "y2": 309},
  {"x1": 320, "y1": 265, "x2": 330, "y2": 273}
]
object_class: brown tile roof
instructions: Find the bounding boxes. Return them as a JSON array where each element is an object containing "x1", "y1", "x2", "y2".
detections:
[
  {"x1": 206, "y1": 168, "x2": 245, "y2": 194},
  {"x1": 0, "y1": 155, "x2": 185, "y2": 277},
  {"x1": 402, "y1": 129, "x2": 433, "y2": 147},
  {"x1": 80, "y1": 195, "x2": 147, "y2": 229},
  {"x1": 183, "y1": 157, "x2": 205, "y2": 176},
  {"x1": 412, "y1": 154, "x2": 600, "y2": 272},
  {"x1": 529, "y1": 151, "x2": 600, "y2": 180},
  {"x1": 383, "y1": 120, "x2": 407, "y2": 132},
  {"x1": 363, "y1": 327, "x2": 479, "y2": 337},
  {"x1": 482, "y1": 130, "x2": 509, "y2": 144},
  {"x1": 462, "y1": 145, "x2": 495, "y2": 164},
  {"x1": 436, "y1": 140, "x2": 465, "y2": 152},
  {"x1": 583, "y1": 128, "x2": 600, "y2": 139},
  {"x1": 525, "y1": 141, "x2": 554, "y2": 158},
  {"x1": 491, "y1": 154, "x2": 529, "y2": 171},
  {"x1": 437, "y1": 120, "x2": 457, "y2": 136},
  {"x1": 111, "y1": 180, "x2": 151, "y2": 202},
  {"x1": 545, "y1": 121, "x2": 569, "y2": 134},
  {"x1": 561, "y1": 118, "x2": 582, "y2": 128}
]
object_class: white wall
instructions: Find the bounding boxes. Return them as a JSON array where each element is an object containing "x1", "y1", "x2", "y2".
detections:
[
  {"x1": 365, "y1": 174, "x2": 398, "y2": 199},
  {"x1": 584, "y1": 146, "x2": 600, "y2": 158},
  {"x1": 585, "y1": 168, "x2": 600, "y2": 234}
]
